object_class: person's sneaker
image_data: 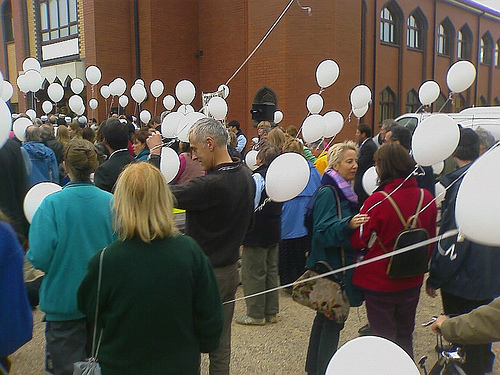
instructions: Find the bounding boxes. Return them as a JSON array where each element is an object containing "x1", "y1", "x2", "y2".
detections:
[
  {"x1": 265, "y1": 315, "x2": 278, "y2": 324},
  {"x1": 235, "y1": 315, "x2": 265, "y2": 326},
  {"x1": 358, "y1": 323, "x2": 372, "y2": 336}
]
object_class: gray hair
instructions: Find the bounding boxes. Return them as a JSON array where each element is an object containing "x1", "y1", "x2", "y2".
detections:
[
  {"x1": 326, "y1": 140, "x2": 359, "y2": 169},
  {"x1": 40, "y1": 123, "x2": 54, "y2": 139},
  {"x1": 25, "y1": 126, "x2": 42, "y2": 142},
  {"x1": 475, "y1": 127, "x2": 496, "y2": 151},
  {"x1": 189, "y1": 117, "x2": 228, "y2": 147}
]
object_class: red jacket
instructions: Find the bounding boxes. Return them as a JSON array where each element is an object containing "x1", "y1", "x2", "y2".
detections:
[{"x1": 351, "y1": 178, "x2": 437, "y2": 292}]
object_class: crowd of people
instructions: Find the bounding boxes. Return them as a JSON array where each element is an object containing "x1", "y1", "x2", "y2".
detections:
[{"x1": 0, "y1": 110, "x2": 498, "y2": 375}]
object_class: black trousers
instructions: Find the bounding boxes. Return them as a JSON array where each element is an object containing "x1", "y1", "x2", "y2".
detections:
[{"x1": 441, "y1": 291, "x2": 495, "y2": 375}]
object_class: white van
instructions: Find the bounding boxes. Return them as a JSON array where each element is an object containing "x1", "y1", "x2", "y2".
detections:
[{"x1": 396, "y1": 106, "x2": 500, "y2": 140}]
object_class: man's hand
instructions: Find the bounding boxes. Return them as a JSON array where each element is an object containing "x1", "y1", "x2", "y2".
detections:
[
  {"x1": 147, "y1": 132, "x2": 163, "y2": 156},
  {"x1": 431, "y1": 315, "x2": 448, "y2": 334},
  {"x1": 425, "y1": 279, "x2": 437, "y2": 298}
]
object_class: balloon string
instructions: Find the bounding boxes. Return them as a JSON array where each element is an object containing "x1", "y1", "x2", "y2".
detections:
[
  {"x1": 437, "y1": 93, "x2": 452, "y2": 113},
  {"x1": 154, "y1": 98, "x2": 158, "y2": 117},
  {"x1": 225, "y1": 0, "x2": 309, "y2": 86},
  {"x1": 223, "y1": 229, "x2": 459, "y2": 304},
  {"x1": 414, "y1": 104, "x2": 423, "y2": 114}
]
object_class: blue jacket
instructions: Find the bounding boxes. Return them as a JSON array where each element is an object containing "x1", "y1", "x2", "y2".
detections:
[
  {"x1": 22, "y1": 141, "x2": 59, "y2": 186},
  {"x1": 135, "y1": 149, "x2": 150, "y2": 161},
  {"x1": 427, "y1": 165, "x2": 500, "y2": 300},
  {"x1": 0, "y1": 221, "x2": 33, "y2": 356},
  {"x1": 27, "y1": 182, "x2": 116, "y2": 321},
  {"x1": 281, "y1": 161, "x2": 321, "y2": 239}
]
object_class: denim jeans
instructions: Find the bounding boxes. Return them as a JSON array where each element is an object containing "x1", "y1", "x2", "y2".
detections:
[{"x1": 305, "y1": 312, "x2": 344, "y2": 375}]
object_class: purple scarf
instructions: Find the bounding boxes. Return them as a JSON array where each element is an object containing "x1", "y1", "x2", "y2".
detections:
[{"x1": 322, "y1": 169, "x2": 358, "y2": 207}]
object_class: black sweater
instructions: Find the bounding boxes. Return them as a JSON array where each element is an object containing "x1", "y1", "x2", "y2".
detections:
[{"x1": 170, "y1": 160, "x2": 255, "y2": 268}]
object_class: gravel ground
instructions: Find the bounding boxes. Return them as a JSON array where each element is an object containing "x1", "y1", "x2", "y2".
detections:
[{"x1": 10, "y1": 285, "x2": 500, "y2": 374}]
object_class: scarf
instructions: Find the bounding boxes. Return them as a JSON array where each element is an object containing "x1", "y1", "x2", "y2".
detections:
[{"x1": 322, "y1": 169, "x2": 358, "y2": 208}]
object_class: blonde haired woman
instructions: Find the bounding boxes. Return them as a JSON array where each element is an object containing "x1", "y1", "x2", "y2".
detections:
[
  {"x1": 78, "y1": 162, "x2": 223, "y2": 375},
  {"x1": 305, "y1": 141, "x2": 367, "y2": 375}
]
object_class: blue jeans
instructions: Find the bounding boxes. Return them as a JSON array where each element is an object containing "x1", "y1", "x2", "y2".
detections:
[{"x1": 305, "y1": 312, "x2": 344, "y2": 375}]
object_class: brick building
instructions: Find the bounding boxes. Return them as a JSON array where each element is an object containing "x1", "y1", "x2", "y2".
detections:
[{"x1": 1, "y1": 0, "x2": 500, "y2": 140}]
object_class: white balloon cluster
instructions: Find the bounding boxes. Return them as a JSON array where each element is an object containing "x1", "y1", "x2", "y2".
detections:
[
  {"x1": 17, "y1": 58, "x2": 43, "y2": 94},
  {"x1": 350, "y1": 85, "x2": 371, "y2": 118}
]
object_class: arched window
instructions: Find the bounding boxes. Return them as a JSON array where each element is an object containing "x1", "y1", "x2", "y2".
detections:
[
  {"x1": 406, "y1": 9, "x2": 426, "y2": 50},
  {"x1": 495, "y1": 40, "x2": 500, "y2": 67},
  {"x1": 494, "y1": 97, "x2": 500, "y2": 106},
  {"x1": 1, "y1": 0, "x2": 14, "y2": 43},
  {"x1": 380, "y1": 7, "x2": 395, "y2": 44},
  {"x1": 379, "y1": 87, "x2": 396, "y2": 122},
  {"x1": 457, "y1": 25, "x2": 473, "y2": 60},
  {"x1": 480, "y1": 32, "x2": 493, "y2": 65},
  {"x1": 437, "y1": 19, "x2": 454, "y2": 57},
  {"x1": 478, "y1": 96, "x2": 487, "y2": 107},
  {"x1": 454, "y1": 93, "x2": 466, "y2": 112},
  {"x1": 38, "y1": 0, "x2": 78, "y2": 43},
  {"x1": 405, "y1": 89, "x2": 419, "y2": 112}
]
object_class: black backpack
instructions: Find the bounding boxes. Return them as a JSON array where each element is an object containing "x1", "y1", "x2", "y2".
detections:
[{"x1": 377, "y1": 189, "x2": 430, "y2": 278}]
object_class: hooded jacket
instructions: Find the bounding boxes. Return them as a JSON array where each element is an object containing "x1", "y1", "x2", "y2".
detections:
[{"x1": 22, "y1": 141, "x2": 59, "y2": 187}]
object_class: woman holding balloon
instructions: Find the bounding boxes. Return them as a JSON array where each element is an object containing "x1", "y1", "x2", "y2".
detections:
[{"x1": 305, "y1": 141, "x2": 365, "y2": 375}]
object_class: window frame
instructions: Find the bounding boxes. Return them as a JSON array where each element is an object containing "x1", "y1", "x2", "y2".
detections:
[
  {"x1": 406, "y1": 15, "x2": 420, "y2": 50},
  {"x1": 379, "y1": 87, "x2": 396, "y2": 123},
  {"x1": 437, "y1": 22, "x2": 453, "y2": 57},
  {"x1": 405, "y1": 89, "x2": 419, "y2": 113},
  {"x1": 380, "y1": 7, "x2": 396, "y2": 44},
  {"x1": 38, "y1": 0, "x2": 79, "y2": 45},
  {"x1": 480, "y1": 33, "x2": 493, "y2": 66},
  {"x1": 457, "y1": 25, "x2": 472, "y2": 60}
]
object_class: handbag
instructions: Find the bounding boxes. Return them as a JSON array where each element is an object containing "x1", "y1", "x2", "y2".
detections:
[
  {"x1": 377, "y1": 189, "x2": 430, "y2": 278},
  {"x1": 292, "y1": 260, "x2": 350, "y2": 323},
  {"x1": 73, "y1": 248, "x2": 106, "y2": 375},
  {"x1": 292, "y1": 185, "x2": 350, "y2": 323}
]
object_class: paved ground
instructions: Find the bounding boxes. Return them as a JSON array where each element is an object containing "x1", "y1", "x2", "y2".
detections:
[{"x1": 10, "y1": 285, "x2": 500, "y2": 374}]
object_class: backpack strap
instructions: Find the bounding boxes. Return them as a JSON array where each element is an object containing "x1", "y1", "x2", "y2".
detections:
[
  {"x1": 408, "y1": 189, "x2": 425, "y2": 229},
  {"x1": 379, "y1": 191, "x2": 407, "y2": 228}
]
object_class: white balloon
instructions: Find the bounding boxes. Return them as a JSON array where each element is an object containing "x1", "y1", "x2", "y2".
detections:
[
  {"x1": 48, "y1": 83, "x2": 64, "y2": 103},
  {"x1": 435, "y1": 182, "x2": 446, "y2": 207},
  {"x1": 419, "y1": 80, "x2": 440, "y2": 106},
  {"x1": 208, "y1": 96, "x2": 228, "y2": 120},
  {"x1": 162, "y1": 95, "x2": 175, "y2": 110},
  {"x1": 326, "y1": 336, "x2": 420, "y2": 375},
  {"x1": 177, "y1": 104, "x2": 195, "y2": 115},
  {"x1": 175, "y1": 79, "x2": 196, "y2": 105},
  {"x1": 85, "y1": 65, "x2": 102, "y2": 85},
  {"x1": 306, "y1": 93, "x2": 324, "y2": 114},
  {"x1": 114, "y1": 77, "x2": 127, "y2": 96},
  {"x1": 118, "y1": 95, "x2": 129, "y2": 108},
  {"x1": 245, "y1": 150, "x2": 259, "y2": 171},
  {"x1": 108, "y1": 80, "x2": 119, "y2": 96},
  {"x1": 25, "y1": 70, "x2": 43, "y2": 92},
  {"x1": 26, "y1": 109, "x2": 37, "y2": 121},
  {"x1": 13, "y1": 117, "x2": 32, "y2": 141},
  {"x1": 130, "y1": 83, "x2": 147, "y2": 103},
  {"x1": 0, "y1": 99, "x2": 11, "y2": 148},
  {"x1": 23, "y1": 57, "x2": 41, "y2": 73},
  {"x1": 68, "y1": 95, "x2": 84, "y2": 113},
  {"x1": 160, "y1": 147, "x2": 181, "y2": 183},
  {"x1": 352, "y1": 104, "x2": 369, "y2": 118},
  {"x1": 447, "y1": 60, "x2": 476, "y2": 93},
  {"x1": 75, "y1": 105, "x2": 85, "y2": 116},
  {"x1": 217, "y1": 84, "x2": 230, "y2": 99},
  {"x1": 302, "y1": 114, "x2": 326, "y2": 144},
  {"x1": 70, "y1": 78, "x2": 85, "y2": 95},
  {"x1": 42, "y1": 101, "x2": 53, "y2": 114},
  {"x1": 412, "y1": 114, "x2": 460, "y2": 166},
  {"x1": 150, "y1": 79, "x2": 164, "y2": 98},
  {"x1": 135, "y1": 79, "x2": 145, "y2": 86},
  {"x1": 315, "y1": 59, "x2": 340, "y2": 89},
  {"x1": 274, "y1": 110, "x2": 283, "y2": 124},
  {"x1": 1, "y1": 81, "x2": 14, "y2": 101},
  {"x1": 323, "y1": 111, "x2": 344, "y2": 138},
  {"x1": 432, "y1": 161, "x2": 444, "y2": 175},
  {"x1": 456, "y1": 146, "x2": 500, "y2": 246},
  {"x1": 350, "y1": 85, "x2": 372, "y2": 109},
  {"x1": 362, "y1": 166, "x2": 378, "y2": 195},
  {"x1": 89, "y1": 98, "x2": 98, "y2": 110},
  {"x1": 161, "y1": 111, "x2": 184, "y2": 138},
  {"x1": 140, "y1": 110, "x2": 151, "y2": 124},
  {"x1": 177, "y1": 112, "x2": 206, "y2": 142},
  {"x1": 265, "y1": 152, "x2": 310, "y2": 202},
  {"x1": 100, "y1": 85, "x2": 110, "y2": 99},
  {"x1": 23, "y1": 182, "x2": 62, "y2": 224},
  {"x1": 17, "y1": 74, "x2": 31, "y2": 94},
  {"x1": 0, "y1": 70, "x2": 3, "y2": 97}
]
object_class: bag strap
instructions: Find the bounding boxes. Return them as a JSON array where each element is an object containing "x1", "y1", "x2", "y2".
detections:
[
  {"x1": 326, "y1": 186, "x2": 347, "y2": 277},
  {"x1": 91, "y1": 247, "x2": 106, "y2": 359},
  {"x1": 379, "y1": 189, "x2": 424, "y2": 229}
]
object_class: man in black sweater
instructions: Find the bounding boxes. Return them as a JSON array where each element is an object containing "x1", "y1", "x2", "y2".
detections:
[{"x1": 148, "y1": 118, "x2": 254, "y2": 375}]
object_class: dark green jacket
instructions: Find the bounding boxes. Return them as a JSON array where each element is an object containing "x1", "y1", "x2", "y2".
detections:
[{"x1": 78, "y1": 235, "x2": 223, "y2": 375}]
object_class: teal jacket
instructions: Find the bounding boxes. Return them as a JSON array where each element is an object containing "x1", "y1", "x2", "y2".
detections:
[
  {"x1": 27, "y1": 182, "x2": 116, "y2": 321},
  {"x1": 78, "y1": 235, "x2": 223, "y2": 375},
  {"x1": 306, "y1": 185, "x2": 363, "y2": 307}
]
